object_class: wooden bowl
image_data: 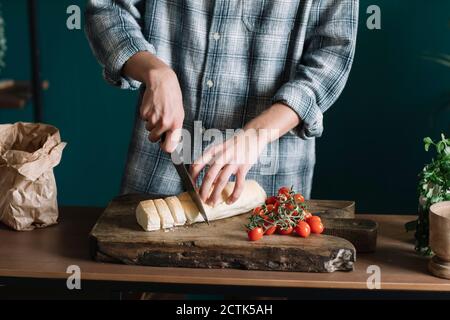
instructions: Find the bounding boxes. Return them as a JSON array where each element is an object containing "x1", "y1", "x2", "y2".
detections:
[{"x1": 429, "y1": 201, "x2": 450, "y2": 280}]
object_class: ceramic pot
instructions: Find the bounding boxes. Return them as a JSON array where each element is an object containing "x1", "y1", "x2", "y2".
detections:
[{"x1": 429, "y1": 201, "x2": 450, "y2": 280}]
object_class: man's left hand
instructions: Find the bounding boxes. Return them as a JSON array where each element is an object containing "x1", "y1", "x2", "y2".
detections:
[{"x1": 190, "y1": 129, "x2": 267, "y2": 206}]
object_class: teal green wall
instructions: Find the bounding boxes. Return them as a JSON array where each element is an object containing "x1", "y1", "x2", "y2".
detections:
[{"x1": 0, "y1": 0, "x2": 449, "y2": 213}]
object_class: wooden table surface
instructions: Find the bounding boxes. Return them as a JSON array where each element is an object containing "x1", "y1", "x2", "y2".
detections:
[{"x1": 0, "y1": 207, "x2": 449, "y2": 293}]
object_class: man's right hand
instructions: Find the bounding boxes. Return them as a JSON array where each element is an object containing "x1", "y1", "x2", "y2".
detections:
[{"x1": 123, "y1": 52, "x2": 184, "y2": 153}]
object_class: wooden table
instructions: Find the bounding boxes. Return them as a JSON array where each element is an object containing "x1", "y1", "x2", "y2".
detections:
[{"x1": 0, "y1": 207, "x2": 449, "y2": 299}]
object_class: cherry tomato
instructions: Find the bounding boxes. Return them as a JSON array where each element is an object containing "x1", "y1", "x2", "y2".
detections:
[
  {"x1": 295, "y1": 221, "x2": 311, "y2": 238},
  {"x1": 278, "y1": 186, "x2": 290, "y2": 196},
  {"x1": 252, "y1": 207, "x2": 268, "y2": 219},
  {"x1": 309, "y1": 220, "x2": 324, "y2": 234},
  {"x1": 264, "y1": 225, "x2": 277, "y2": 236},
  {"x1": 265, "y1": 196, "x2": 277, "y2": 205},
  {"x1": 248, "y1": 227, "x2": 264, "y2": 241},
  {"x1": 252, "y1": 206, "x2": 263, "y2": 215},
  {"x1": 294, "y1": 193, "x2": 305, "y2": 203},
  {"x1": 303, "y1": 211, "x2": 312, "y2": 219},
  {"x1": 266, "y1": 204, "x2": 275, "y2": 212},
  {"x1": 284, "y1": 203, "x2": 295, "y2": 212},
  {"x1": 277, "y1": 226, "x2": 293, "y2": 235},
  {"x1": 273, "y1": 201, "x2": 280, "y2": 212},
  {"x1": 306, "y1": 216, "x2": 322, "y2": 225}
]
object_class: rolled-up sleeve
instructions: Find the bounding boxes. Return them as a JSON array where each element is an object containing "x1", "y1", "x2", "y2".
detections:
[
  {"x1": 273, "y1": 0, "x2": 359, "y2": 139},
  {"x1": 85, "y1": 0, "x2": 156, "y2": 90}
]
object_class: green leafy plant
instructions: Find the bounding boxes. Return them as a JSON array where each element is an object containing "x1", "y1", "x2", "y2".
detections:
[{"x1": 406, "y1": 134, "x2": 450, "y2": 255}]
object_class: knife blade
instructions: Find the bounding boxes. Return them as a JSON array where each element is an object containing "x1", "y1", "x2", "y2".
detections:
[{"x1": 171, "y1": 147, "x2": 210, "y2": 224}]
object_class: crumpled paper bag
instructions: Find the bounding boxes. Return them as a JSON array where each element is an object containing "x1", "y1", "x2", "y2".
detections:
[{"x1": 0, "y1": 122, "x2": 67, "y2": 231}]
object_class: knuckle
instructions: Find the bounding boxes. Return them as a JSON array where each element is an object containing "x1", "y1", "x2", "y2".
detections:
[
  {"x1": 161, "y1": 117, "x2": 171, "y2": 128},
  {"x1": 216, "y1": 175, "x2": 228, "y2": 186},
  {"x1": 204, "y1": 171, "x2": 216, "y2": 183},
  {"x1": 237, "y1": 167, "x2": 247, "y2": 177},
  {"x1": 174, "y1": 119, "x2": 184, "y2": 129},
  {"x1": 149, "y1": 116, "x2": 159, "y2": 126}
]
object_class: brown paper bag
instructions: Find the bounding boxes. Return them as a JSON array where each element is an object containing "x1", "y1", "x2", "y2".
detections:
[{"x1": 0, "y1": 122, "x2": 67, "y2": 231}]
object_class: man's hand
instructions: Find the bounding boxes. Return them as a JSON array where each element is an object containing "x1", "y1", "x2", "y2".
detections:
[
  {"x1": 190, "y1": 129, "x2": 268, "y2": 207},
  {"x1": 123, "y1": 52, "x2": 184, "y2": 153}
]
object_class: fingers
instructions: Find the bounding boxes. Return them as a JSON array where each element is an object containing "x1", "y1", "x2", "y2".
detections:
[
  {"x1": 227, "y1": 168, "x2": 247, "y2": 204},
  {"x1": 149, "y1": 119, "x2": 168, "y2": 143},
  {"x1": 145, "y1": 120, "x2": 156, "y2": 133},
  {"x1": 145, "y1": 112, "x2": 183, "y2": 151},
  {"x1": 161, "y1": 128, "x2": 182, "y2": 153},
  {"x1": 198, "y1": 160, "x2": 224, "y2": 203},
  {"x1": 207, "y1": 165, "x2": 236, "y2": 206},
  {"x1": 190, "y1": 145, "x2": 219, "y2": 184},
  {"x1": 140, "y1": 102, "x2": 151, "y2": 121}
]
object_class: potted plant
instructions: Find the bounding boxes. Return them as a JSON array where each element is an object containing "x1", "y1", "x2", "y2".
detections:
[{"x1": 406, "y1": 135, "x2": 450, "y2": 255}]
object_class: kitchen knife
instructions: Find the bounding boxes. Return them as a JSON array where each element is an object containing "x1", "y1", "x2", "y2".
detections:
[{"x1": 171, "y1": 146, "x2": 210, "y2": 224}]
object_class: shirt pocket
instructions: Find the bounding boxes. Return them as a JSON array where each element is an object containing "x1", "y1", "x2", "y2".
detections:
[{"x1": 241, "y1": 0, "x2": 300, "y2": 35}]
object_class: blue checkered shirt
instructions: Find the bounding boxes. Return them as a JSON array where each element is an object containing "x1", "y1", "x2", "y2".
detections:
[{"x1": 85, "y1": 0, "x2": 358, "y2": 198}]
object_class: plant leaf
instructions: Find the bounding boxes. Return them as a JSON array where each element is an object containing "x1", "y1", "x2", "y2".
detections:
[{"x1": 424, "y1": 137, "x2": 433, "y2": 144}]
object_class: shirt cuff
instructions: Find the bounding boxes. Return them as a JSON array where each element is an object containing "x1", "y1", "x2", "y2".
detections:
[
  {"x1": 272, "y1": 82, "x2": 324, "y2": 139},
  {"x1": 104, "y1": 37, "x2": 156, "y2": 90}
]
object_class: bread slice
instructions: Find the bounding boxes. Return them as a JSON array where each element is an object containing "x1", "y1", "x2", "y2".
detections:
[
  {"x1": 178, "y1": 192, "x2": 204, "y2": 224},
  {"x1": 136, "y1": 200, "x2": 160, "y2": 231},
  {"x1": 154, "y1": 199, "x2": 175, "y2": 229},
  {"x1": 165, "y1": 196, "x2": 187, "y2": 226}
]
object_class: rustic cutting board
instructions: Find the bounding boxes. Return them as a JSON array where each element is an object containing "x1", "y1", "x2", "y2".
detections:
[{"x1": 90, "y1": 194, "x2": 359, "y2": 273}]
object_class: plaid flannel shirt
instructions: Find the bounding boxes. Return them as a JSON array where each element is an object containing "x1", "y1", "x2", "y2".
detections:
[{"x1": 85, "y1": 0, "x2": 358, "y2": 198}]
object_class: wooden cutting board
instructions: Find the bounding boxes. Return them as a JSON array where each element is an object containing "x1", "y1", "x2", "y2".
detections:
[{"x1": 90, "y1": 194, "x2": 360, "y2": 273}]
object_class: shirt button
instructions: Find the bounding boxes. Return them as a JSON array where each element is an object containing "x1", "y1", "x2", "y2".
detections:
[
  {"x1": 207, "y1": 80, "x2": 214, "y2": 88},
  {"x1": 213, "y1": 32, "x2": 220, "y2": 40}
]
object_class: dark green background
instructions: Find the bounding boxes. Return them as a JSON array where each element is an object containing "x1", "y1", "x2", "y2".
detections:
[{"x1": 0, "y1": 0, "x2": 449, "y2": 213}]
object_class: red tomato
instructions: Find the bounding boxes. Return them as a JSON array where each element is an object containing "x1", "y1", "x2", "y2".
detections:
[
  {"x1": 277, "y1": 226, "x2": 293, "y2": 235},
  {"x1": 306, "y1": 216, "x2": 322, "y2": 225},
  {"x1": 248, "y1": 227, "x2": 264, "y2": 241},
  {"x1": 295, "y1": 221, "x2": 311, "y2": 238},
  {"x1": 252, "y1": 206, "x2": 263, "y2": 215},
  {"x1": 265, "y1": 196, "x2": 277, "y2": 205},
  {"x1": 264, "y1": 225, "x2": 277, "y2": 236},
  {"x1": 309, "y1": 220, "x2": 324, "y2": 234},
  {"x1": 278, "y1": 186, "x2": 290, "y2": 196},
  {"x1": 294, "y1": 194, "x2": 305, "y2": 203},
  {"x1": 303, "y1": 211, "x2": 312, "y2": 219},
  {"x1": 284, "y1": 203, "x2": 295, "y2": 212},
  {"x1": 252, "y1": 206, "x2": 268, "y2": 219},
  {"x1": 273, "y1": 201, "x2": 280, "y2": 212},
  {"x1": 266, "y1": 204, "x2": 274, "y2": 212}
]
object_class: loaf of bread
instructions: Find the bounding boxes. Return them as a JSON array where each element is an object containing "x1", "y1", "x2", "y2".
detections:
[{"x1": 136, "y1": 180, "x2": 266, "y2": 231}]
